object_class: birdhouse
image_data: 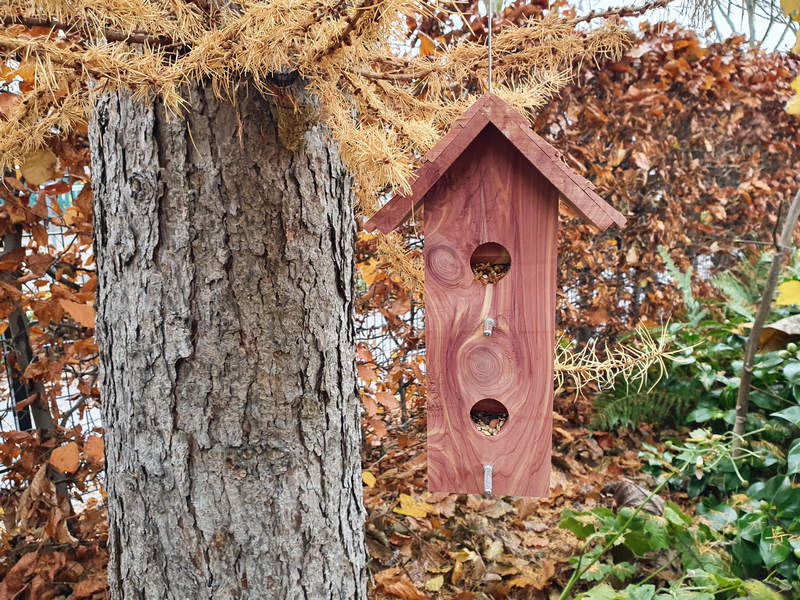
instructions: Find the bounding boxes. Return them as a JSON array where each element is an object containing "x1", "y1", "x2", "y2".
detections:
[{"x1": 365, "y1": 94, "x2": 625, "y2": 497}]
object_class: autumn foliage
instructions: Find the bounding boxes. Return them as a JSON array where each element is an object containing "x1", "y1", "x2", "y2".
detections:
[
  {"x1": 0, "y1": 12, "x2": 799, "y2": 600},
  {"x1": 538, "y1": 24, "x2": 800, "y2": 338},
  {"x1": 0, "y1": 128, "x2": 106, "y2": 598}
]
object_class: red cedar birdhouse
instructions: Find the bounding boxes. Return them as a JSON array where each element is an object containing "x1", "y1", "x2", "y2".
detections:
[{"x1": 365, "y1": 94, "x2": 626, "y2": 497}]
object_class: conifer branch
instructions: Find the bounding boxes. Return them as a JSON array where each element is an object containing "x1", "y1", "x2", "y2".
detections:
[{"x1": 0, "y1": 14, "x2": 178, "y2": 47}]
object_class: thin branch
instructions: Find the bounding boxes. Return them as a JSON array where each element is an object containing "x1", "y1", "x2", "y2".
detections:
[
  {"x1": 733, "y1": 185, "x2": 800, "y2": 456},
  {"x1": 59, "y1": 395, "x2": 87, "y2": 427},
  {"x1": 0, "y1": 14, "x2": 178, "y2": 47},
  {"x1": 572, "y1": 0, "x2": 673, "y2": 24}
]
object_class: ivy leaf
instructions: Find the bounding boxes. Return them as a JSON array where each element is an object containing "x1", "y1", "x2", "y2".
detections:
[
  {"x1": 622, "y1": 584, "x2": 656, "y2": 600},
  {"x1": 664, "y1": 501, "x2": 692, "y2": 527},
  {"x1": 758, "y1": 531, "x2": 791, "y2": 568},
  {"x1": 576, "y1": 584, "x2": 620, "y2": 600},
  {"x1": 560, "y1": 510, "x2": 597, "y2": 538},
  {"x1": 787, "y1": 439, "x2": 800, "y2": 475},
  {"x1": 771, "y1": 406, "x2": 800, "y2": 427},
  {"x1": 783, "y1": 361, "x2": 800, "y2": 384}
]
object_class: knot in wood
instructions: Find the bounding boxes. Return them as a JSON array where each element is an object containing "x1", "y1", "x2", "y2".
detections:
[{"x1": 128, "y1": 172, "x2": 158, "y2": 208}]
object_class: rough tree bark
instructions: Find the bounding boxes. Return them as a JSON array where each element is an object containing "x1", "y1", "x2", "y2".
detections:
[{"x1": 89, "y1": 83, "x2": 366, "y2": 599}]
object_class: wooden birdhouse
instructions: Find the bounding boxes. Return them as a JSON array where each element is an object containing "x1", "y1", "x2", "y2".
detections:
[{"x1": 365, "y1": 94, "x2": 626, "y2": 497}]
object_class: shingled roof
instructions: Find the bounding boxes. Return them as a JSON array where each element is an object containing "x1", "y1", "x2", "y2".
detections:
[{"x1": 364, "y1": 93, "x2": 626, "y2": 233}]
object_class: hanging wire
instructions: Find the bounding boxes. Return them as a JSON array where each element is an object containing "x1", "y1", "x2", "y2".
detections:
[{"x1": 488, "y1": 0, "x2": 493, "y2": 92}]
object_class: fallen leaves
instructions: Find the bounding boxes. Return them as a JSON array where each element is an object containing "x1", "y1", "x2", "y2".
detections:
[
  {"x1": 375, "y1": 568, "x2": 426, "y2": 600},
  {"x1": 394, "y1": 493, "x2": 436, "y2": 518},
  {"x1": 363, "y1": 470, "x2": 377, "y2": 487},
  {"x1": 361, "y1": 398, "x2": 654, "y2": 599}
]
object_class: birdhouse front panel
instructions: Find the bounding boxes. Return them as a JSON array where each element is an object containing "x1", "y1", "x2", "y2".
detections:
[
  {"x1": 424, "y1": 124, "x2": 558, "y2": 497},
  {"x1": 364, "y1": 93, "x2": 626, "y2": 498}
]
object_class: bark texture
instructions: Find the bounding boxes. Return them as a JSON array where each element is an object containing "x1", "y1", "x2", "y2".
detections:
[{"x1": 89, "y1": 83, "x2": 365, "y2": 600}]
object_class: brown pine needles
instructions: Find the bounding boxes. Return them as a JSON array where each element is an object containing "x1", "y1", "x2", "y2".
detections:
[
  {"x1": 0, "y1": 0, "x2": 629, "y2": 194},
  {"x1": 1, "y1": 0, "x2": 633, "y2": 320},
  {"x1": 554, "y1": 326, "x2": 682, "y2": 398}
]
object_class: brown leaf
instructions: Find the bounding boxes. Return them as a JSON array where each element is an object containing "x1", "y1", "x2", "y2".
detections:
[
  {"x1": 481, "y1": 499, "x2": 514, "y2": 519},
  {"x1": 603, "y1": 478, "x2": 665, "y2": 515},
  {"x1": 20, "y1": 149, "x2": 57, "y2": 187},
  {"x1": 356, "y1": 343, "x2": 373, "y2": 362},
  {"x1": 368, "y1": 417, "x2": 387, "y2": 438},
  {"x1": 84, "y1": 436, "x2": 104, "y2": 464},
  {"x1": 632, "y1": 151, "x2": 650, "y2": 171},
  {"x1": 362, "y1": 393, "x2": 378, "y2": 417},
  {"x1": 357, "y1": 363, "x2": 377, "y2": 382},
  {"x1": 522, "y1": 533, "x2": 548, "y2": 547},
  {"x1": 49, "y1": 441, "x2": 80, "y2": 474},
  {"x1": 72, "y1": 578, "x2": 106, "y2": 599},
  {"x1": 389, "y1": 295, "x2": 411, "y2": 316},
  {"x1": 0, "y1": 551, "x2": 37, "y2": 599},
  {"x1": 43, "y1": 180, "x2": 71, "y2": 196},
  {"x1": 759, "y1": 314, "x2": 800, "y2": 352},
  {"x1": 0, "y1": 92, "x2": 19, "y2": 117},
  {"x1": 374, "y1": 568, "x2": 427, "y2": 600},
  {"x1": 15, "y1": 393, "x2": 37, "y2": 412},
  {"x1": 419, "y1": 32, "x2": 436, "y2": 57},
  {"x1": 376, "y1": 391, "x2": 400, "y2": 410},
  {"x1": 58, "y1": 299, "x2": 95, "y2": 328},
  {"x1": 516, "y1": 497, "x2": 539, "y2": 521}
]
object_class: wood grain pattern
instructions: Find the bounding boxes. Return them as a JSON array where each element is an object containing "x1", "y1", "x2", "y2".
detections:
[
  {"x1": 425, "y1": 125, "x2": 557, "y2": 496},
  {"x1": 363, "y1": 93, "x2": 626, "y2": 234}
]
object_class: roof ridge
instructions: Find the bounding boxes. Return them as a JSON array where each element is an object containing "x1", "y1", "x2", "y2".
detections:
[{"x1": 364, "y1": 93, "x2": 626, "y2": 233}]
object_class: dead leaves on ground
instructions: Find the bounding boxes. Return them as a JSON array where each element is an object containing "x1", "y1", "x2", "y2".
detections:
[{"x1": 363, "y1": 400, "x2": 658, "y2": 600}]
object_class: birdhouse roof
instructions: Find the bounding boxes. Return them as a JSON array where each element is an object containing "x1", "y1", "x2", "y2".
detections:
[{"x1": 364, "y1": 93, "x2": 626, "y2": 233}]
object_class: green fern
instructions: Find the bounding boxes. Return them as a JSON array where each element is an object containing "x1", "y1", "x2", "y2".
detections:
[
  {"x1": 711, "y1": 270, "x2": 755, "y2": 320},
  {"x1": 657, "y1": 245, "x2": 706, "y2": 326},
  {"x1": 591, "y1": 388, "x2": 695, "y2": 430}
]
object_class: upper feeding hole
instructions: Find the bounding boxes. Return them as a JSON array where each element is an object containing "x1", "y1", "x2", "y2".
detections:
[
  {"x1": 470, "y1": 242, "x2": 510, "y2": 284},
  {"x1": 470, "y1": 398, "x2": 509, "y2": 437}
]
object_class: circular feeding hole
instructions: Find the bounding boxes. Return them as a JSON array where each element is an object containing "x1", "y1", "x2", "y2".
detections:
[
  {"x1": 470, "y1": 399, "x2": 509, "y2": 437},
  {"x1": 470, "y1": 242, "x2": 511, "y2": 284}
]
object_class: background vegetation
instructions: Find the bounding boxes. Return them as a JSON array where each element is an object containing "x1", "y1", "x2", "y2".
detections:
[{"x1": 1, "y1": 0, "x2": 800, "y2": 597}]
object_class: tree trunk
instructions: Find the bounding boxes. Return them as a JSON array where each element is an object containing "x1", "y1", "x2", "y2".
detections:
[
  {"x1": 2, "y1": 228, "x2": 55, "y2": 433},
  {"x1": 89, "y1": 83, "x2": 366, "y2": 599}
]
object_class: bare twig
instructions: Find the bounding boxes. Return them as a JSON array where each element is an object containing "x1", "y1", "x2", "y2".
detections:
[{"x1": 573, "y1": 0, "x2": 673, "y2": 24}]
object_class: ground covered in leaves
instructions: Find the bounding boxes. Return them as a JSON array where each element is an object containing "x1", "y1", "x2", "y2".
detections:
[{"x1": 362, "y1": 395, "x2": 679, "y2": 599}]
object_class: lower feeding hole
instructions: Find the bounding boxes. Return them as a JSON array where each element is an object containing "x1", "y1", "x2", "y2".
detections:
[
  {"x1": 470, "y1": 242, "x2": 511, "y2": 284},
  {"x1": 470, "y1": 399, "x2": 508, "y2": 436}
]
